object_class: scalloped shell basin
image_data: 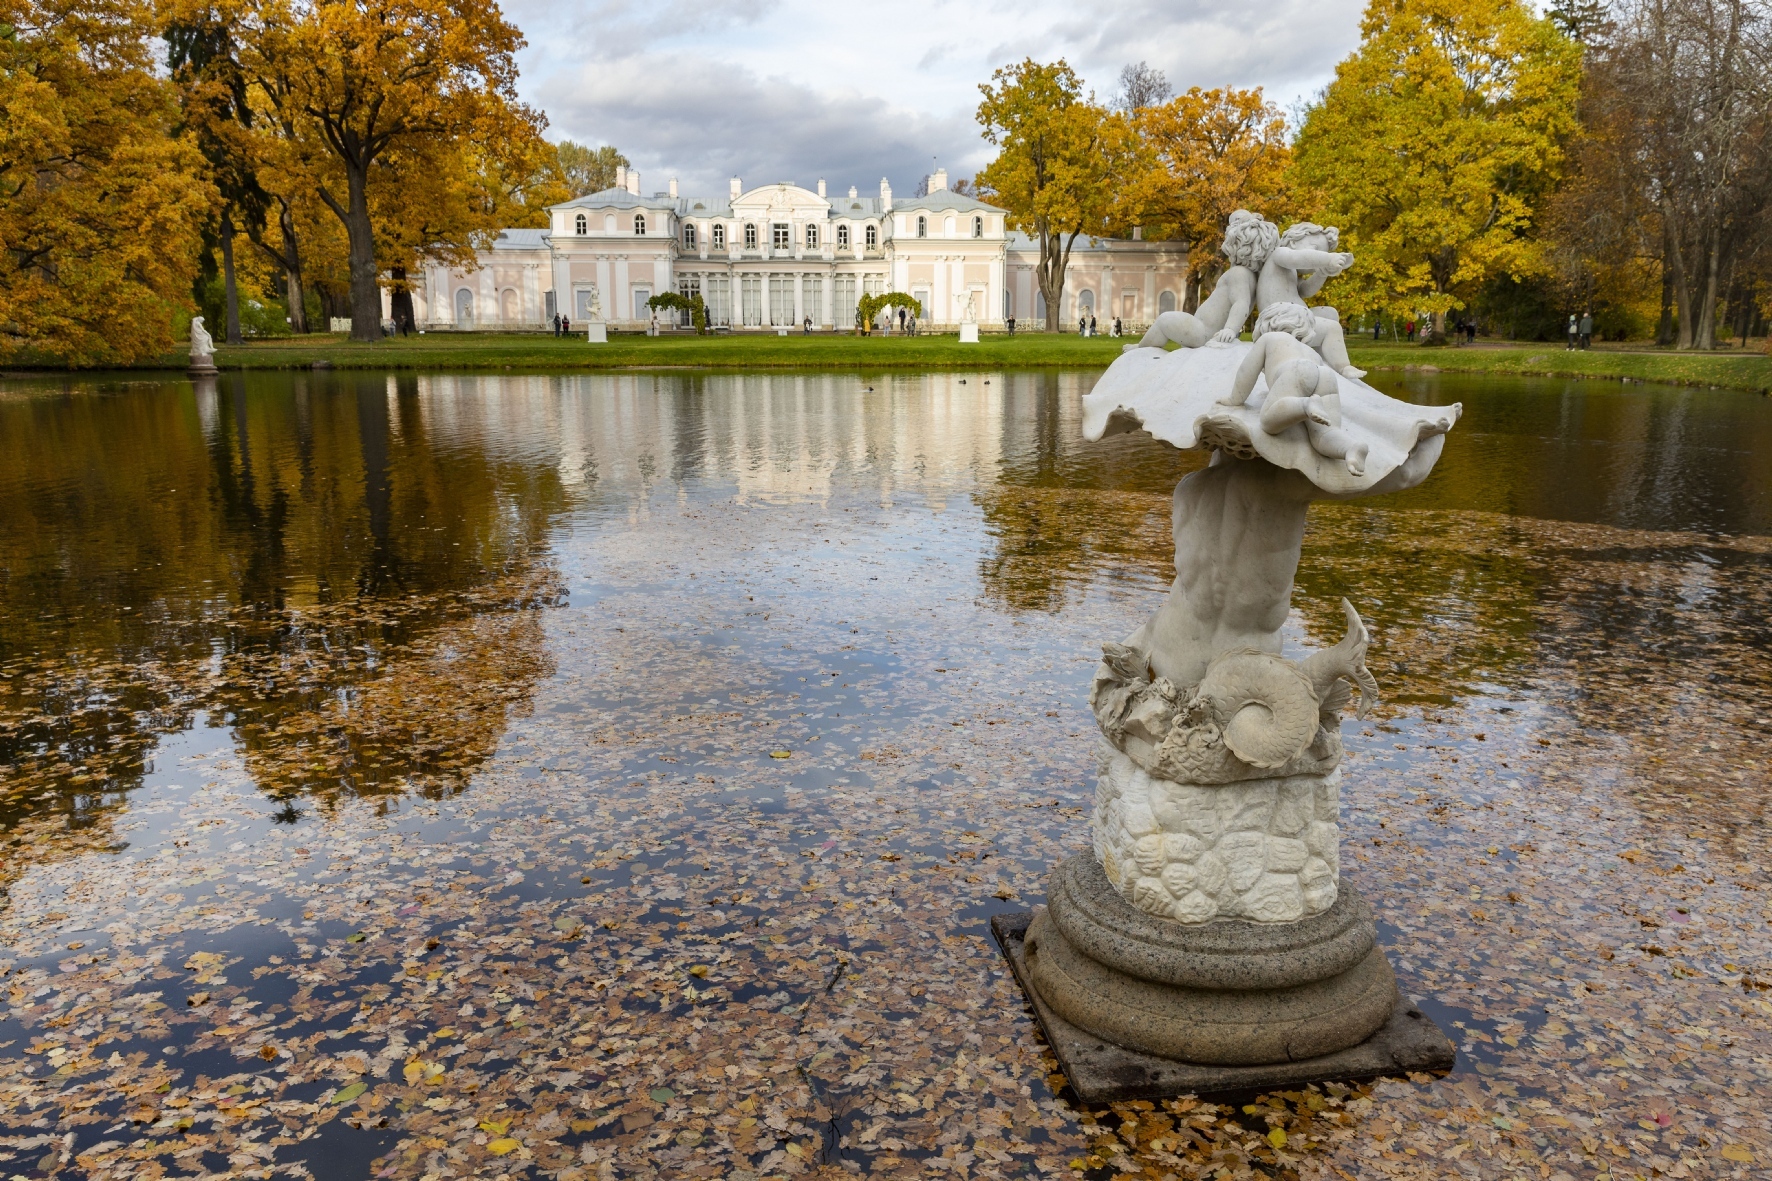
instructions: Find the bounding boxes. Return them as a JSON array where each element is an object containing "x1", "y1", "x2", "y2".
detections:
[{"x1": 1082, "y1": 343, "x2": 1461, "y2": 495}]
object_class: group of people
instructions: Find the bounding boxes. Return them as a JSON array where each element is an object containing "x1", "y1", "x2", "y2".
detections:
[
  {"x1": 1392, "y1": 317, "x2": 1477, "y2": 344},
  {"x1": 1566, "y1": 312, "x2": 1594, "y2": 349},
  {"x1": 1077, "y1": 314, "x2": 1131, "y2": 338},
  {"x1": 550, "y1": 312, "x2": 573, "y2": 337}
]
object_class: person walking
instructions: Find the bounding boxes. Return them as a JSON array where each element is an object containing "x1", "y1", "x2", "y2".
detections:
[
  {"x1": 1579, "y1": 311, "x2": 1593, "y2": 349},
  {"x1": 1089, "y1": 313, "x2": 1098, "y2": 337},
  {"x1": 552, "y1": 312, "x2": 560, "y2": 338},
  {"x1": 1405, "y1": 319, "x2": 1416, "y2": 342},
  {"x1": 1566, "y1": 314, "x2": 1578, "y2": 350},
  {"x1": 1112, "y1": 316, "x2": 1122, "y2": 338},
  {"x1": 1007, "y1": 316, "x2": 1016, "y2": 336},
  {"x1": 898, "y1": 307, "x2": 906, "y2": 333}
]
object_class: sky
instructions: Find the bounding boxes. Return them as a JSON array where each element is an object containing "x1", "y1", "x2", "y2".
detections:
[{"x1": 498, "y1": 0, "x2": 1370, "y2": 202}]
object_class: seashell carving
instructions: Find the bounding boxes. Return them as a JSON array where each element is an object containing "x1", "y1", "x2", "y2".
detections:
[
  {"x1": 1301, "y1": 598, "x2": 1380, "y2": 721},
  {"x1": 1196, "y1": 649, "x2": 1320, "y2": 769}
]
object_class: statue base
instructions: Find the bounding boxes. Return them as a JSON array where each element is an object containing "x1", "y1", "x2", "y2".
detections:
[
  {"x1": 188, "y1": 357, "x2": 218, "y2": 376},
  {"x1": 993, "y1": 855, "x2": 1453, "y2": 1103},
  {"x1": 959, "y1": 322, "x2": 979, "y2": 343},
  {"x1": 585, "y1": 322, "x2": 607, "y2": 343}
]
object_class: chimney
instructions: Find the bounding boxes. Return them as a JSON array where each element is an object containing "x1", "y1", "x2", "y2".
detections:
[
  {"x1": 848, "y1": 186, "x2": 857, "y2": 199},
  {"x1": 615, "y1": 165, "x2": 627, "y2": 191},
  {"x1": 626, "y1": 170, "x2": 641, "y2": 196},
  {"x1": 730, "y1": 176, "x2": 742, "y2": 199},
  {"x1": 668, "y1": 177, "x2": 678, "y2": 199},
  {"x1": 929, "y1": 168, "x2": 948, "y2": 192},
  {"x1": 880, "y1": 177, "x2": 892, "y2": 212}
]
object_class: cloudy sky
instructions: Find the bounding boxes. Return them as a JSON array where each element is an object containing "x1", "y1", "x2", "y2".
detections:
[{"x1": 499, "y1": 0, "x2": 1369, "y2": 201}]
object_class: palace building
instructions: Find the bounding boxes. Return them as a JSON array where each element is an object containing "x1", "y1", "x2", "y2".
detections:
[{"x1": 394, "y1": 167, "x2": 1189, "y2": 332}]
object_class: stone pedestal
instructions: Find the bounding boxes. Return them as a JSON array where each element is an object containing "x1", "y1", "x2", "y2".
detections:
[
  {"x1": 585, "y1": 322, "x2": 607, "y2": 344},
  {"x1": 188, "y1": 354, "x2": 218, "y2": 377},
  {"x1": 959, "y1": 322, "x2": 980, "y2": 343}
]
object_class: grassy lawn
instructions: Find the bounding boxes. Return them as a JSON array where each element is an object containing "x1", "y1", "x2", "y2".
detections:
[
  {"x1": 1347, "y1": 338, "x2": 1772, "y2": 392},
  {"x1": 107, "y1": 328, "x2": 1772, "y2": 391}
]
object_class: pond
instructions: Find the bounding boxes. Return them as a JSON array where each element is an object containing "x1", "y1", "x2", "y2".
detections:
[{"x1": 1, "y1": 368, "x2": 1768, "y2": 1179}]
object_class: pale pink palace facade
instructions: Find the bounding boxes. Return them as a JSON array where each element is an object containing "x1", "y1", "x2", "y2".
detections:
[{"x1": 392, "y1": 166, "x2": 1190, "y2": 332}]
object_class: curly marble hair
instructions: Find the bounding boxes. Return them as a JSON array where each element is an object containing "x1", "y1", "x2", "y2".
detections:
[
  {"x1": 1220, "y1": 210, "x2": 1280, "y2": 271},
  {"x1": 1252, "y1": 301, "x2": 1319, "y2": 341},
  {"x1": 1279, "y1": 221, "x2": 1340, "y2": 249}
]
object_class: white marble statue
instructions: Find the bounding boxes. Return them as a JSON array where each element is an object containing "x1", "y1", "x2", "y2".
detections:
[
  {"x1": 1135, "y1": 210, "x2": 1274, "y2": 349},
  {"x1": 962, "y1": 291, "x2": 977, "y2": 323},
  {"x1": 586, "y1": 285, "x2": 602, "y2": 321},
  {"x1": 1080, "y1": 212, "x2": 1459, "y2": 927},
  {"x1": 1253, "y1": 221, "x2": 1364, "y2": 379},
  {"x1": 189, "y1": 316, "x2": 215, "y2": 361}
]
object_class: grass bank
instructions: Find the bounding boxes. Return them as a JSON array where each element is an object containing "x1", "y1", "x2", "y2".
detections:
[
  {"x1": 145, "y1": 330, "x2": 1133, "y2": 372},
  {"x1": 1347, "y1": 339, "x2": 1772, "y2": 392},
  {"x1": 110, "y1": 330, "x2": 1772, "y2": 391}
]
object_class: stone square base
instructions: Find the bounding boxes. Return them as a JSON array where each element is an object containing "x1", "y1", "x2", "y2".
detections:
[
  {"x1": 585, "y1": 323, "x2": 608, "y2": 343},
  {"x1": 992, "y1": 910, "x2": 1455, "y2": 1104},
  {"x1": 959, "y1": 322, "x2": 980, "y2": 343}
]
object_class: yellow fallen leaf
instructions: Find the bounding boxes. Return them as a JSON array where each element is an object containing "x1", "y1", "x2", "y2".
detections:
[
  {"x1": 478, "y1": 1119, "x2": 510, "y2": 1135},
  {"x1": 770, "y1": 750, "x2": 792, "y2": 759},
  {"x1": 1268, "y1": 1127, "x2": 1288, "y2": 1149},
  {"x1": 1722, "y1": 1144, "x2": 1754, "y2": 1163},
  {"x1": 688, "y1": 964, "x2": 709, "y2": 978},
  {"x1": 487, "y1": 1137, "x2": 520, "y2": 1155}
]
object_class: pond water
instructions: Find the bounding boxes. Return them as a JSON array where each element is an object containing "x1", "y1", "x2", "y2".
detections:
[{"x1": 1, "y1": 369, "x2": 1768, "y2": 1180}]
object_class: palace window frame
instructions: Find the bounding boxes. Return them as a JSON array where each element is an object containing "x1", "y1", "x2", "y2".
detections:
[
  {"x1": 634, "y1": 213, "x2": 646, "y2": 235},
  {"x1": 916, "y1": 215, "x2": 927, "y2": 238},
  {"x1": 683, "y1": 223, "x2": 697, "y2": 248},
  {"x1": 836, "y1": 224, "x2": 850, "y2": 248},
  {"x1": 805, "y1": 224, "x2": 818, "y2": 248},
  {"x1": 865, "y1": 224, "x2": 877, "y2": 248},
  {"x1": 574, "y1": 213, "x2": 587, "y2": 235},
  {"x1": 772, "y1": 223, "x2": 791, "y2": 250},
  {"x1": 713, "y1": 224, "x2": 726, "y2": 249},
  {"x1": 744, "y1": 223, "x2": 758, "y2": 249},
  {"x1": 973, "y1": 216, "x2": 983, "y2": 238}
]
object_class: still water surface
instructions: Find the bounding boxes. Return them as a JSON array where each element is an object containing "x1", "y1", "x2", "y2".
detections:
[{"x1": 0, "y1": 369, "x2": 1768, "y2": 1178}]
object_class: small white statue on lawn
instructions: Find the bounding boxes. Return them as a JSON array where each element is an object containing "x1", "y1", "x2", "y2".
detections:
[{"x1": 189, "y1": 316, "x2": 215, "y2": 361}]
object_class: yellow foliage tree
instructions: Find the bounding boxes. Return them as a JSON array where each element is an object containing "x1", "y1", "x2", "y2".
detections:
[
  {"x1": 0, "y1": 0, "x2": 214, "y2": 365},
  {"x1": 1291, "y1": 0, "x2": 1582, "y2": 341},
  {"x1": 1133, "y1": 88, "x2": 1291, "y2": 309},
  {"x1": 225, "y1": 0, "x2": 549, "y2": 340},
  {"x1": 976, "y1": 60, "x2": 1136, "y2": 331}
]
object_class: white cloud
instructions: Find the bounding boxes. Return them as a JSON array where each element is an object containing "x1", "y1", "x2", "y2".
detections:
[{"x1": 508, "y1": 0, "x2": 1368, "y2": 202}]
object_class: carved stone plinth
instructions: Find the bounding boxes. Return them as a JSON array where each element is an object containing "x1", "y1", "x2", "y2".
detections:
[
  {"x1": 585, "y1": 322, "x2": 608, "y2": 344},
  {"x1": 993, "y1": 907, "x2": 1454, "y2": 1104},
  {"x1": 959, "y1": 322, "x2": 979, "y2": 343}
]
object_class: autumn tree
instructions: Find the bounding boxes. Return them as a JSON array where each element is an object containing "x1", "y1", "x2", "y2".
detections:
[
  {"x1": 976, "y1": 59, "x2": 1134, "y2": 331},
  {"x1": 1291, "y1": 0, "x2": 1582, "y2": 342},
  {"x1": 0, "y1": 0, "x2": 214, "y2": 365},
  {"x1": 1133, "y1": 88, "x2": 1291, "y2": 310},
  {"x1": 556, "y1": 141, "x2": 628, "y2": 198},
  {"x1": 229, "y1": 0, "x2": 549, "y2": 341}
]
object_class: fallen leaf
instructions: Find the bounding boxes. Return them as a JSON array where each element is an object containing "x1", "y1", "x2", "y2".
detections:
[
  {"x1": 332, "y1": 1083, "x2": 367, "y2": 1105},
  {"x1": 1722, "y1": 1145, "x2": 1753, "y2": 1163},
  {"x1": 770, "y1": 750, "x2": 792, "y2": 759},
  {"x1": 1268, "y1": 1127, "x2": 1287, "y2": 1149},
  {"x1": 487, "y1": 1137, "x2": 519, "y2": 1155}
]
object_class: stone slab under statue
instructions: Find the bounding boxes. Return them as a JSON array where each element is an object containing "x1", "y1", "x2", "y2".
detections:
[
  {"x1": 994, "y1": 209, "x2": 1455, "y2": 1101},
  {"x1": 585, "y1": 322, "x2": 607, "y2": 344}
]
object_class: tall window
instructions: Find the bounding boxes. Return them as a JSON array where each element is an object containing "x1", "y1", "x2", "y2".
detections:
[
  {"x1": 973, "y1": 216, "x2": 983, "y2": 238},
  {"x1": 805, "y1": 224, "x2": 818, "y2": 248},
  {"x1": 712, "y1": 224, "x2": 726, "y2": 249},
  {"x1": 683, "y1": 223, "x2": 697, "y2": 248},
  {"x1": 634, "y1": 214, "x2": 646, "y2": 235},
  {"x1": 772, "y1": 223, "x2": 790, "y2": 250},
  {"x1": 865, "y1": 224, "x2": 877, "y2": 248},
  {"x1": 916, "y1": 215, "x2": 927, "y2": 238},
  {"x1": 744, "y1": 223, "x2": 757, "y2": 249},
  {"x1": 574, "y1": 213, "x2": 587, "y2": 235},
  {"x1": 837, "y1": 224, "x2": 850, "y2": 248}
]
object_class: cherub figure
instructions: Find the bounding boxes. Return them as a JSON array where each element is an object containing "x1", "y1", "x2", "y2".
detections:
[
  {"x1": 1134, "y1": 210, "x2": 1277, "y2": 349},
  {"x1": 1254, "y1": 222, "x2": 1364, "y2": 379},
  {"x1": 1219, "y1": 303, "x2": 1369, "y2": 476}
]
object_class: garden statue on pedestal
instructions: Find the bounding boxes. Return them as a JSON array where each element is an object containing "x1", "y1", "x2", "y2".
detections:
[
  {"x1": 959, "y1": 291, "x2": 980, "y2": 343},
  {"x1": 584, "y1": 286, "x2": 607, "y2": 344},
  {"x1": 994, "y1": 209, "x2": 1459, "y2": 1102},
  {"x1": 188, "y1": 316, "x2": 218, "y2": 376}
]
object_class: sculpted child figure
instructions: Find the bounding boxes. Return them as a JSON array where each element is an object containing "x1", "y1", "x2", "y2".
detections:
[
  {"x1": 1254, "y1": 222, "x2": 1364, "y2": 379},
  {"x1": 1135, "y1": 210, "x2": 1278, "y2": 349},
  {"x1": 1220, "y1": 303, "x2": 1369, "y2": 476}
]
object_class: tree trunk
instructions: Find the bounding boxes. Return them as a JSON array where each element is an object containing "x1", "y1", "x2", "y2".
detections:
[
  {"x1": 1693, "y1": 230, "x2": 1722, "y2": 350},
  {"x1": 220, "y1": 209, "x2": 243, "y2": 346},
  {"x1": 1039, "y1": 231, "x2": 1065, "y2": 332},
  {"x1": 280, "y1": 202, "x2": 308, "y2": 335},
  {"x1": 321, "y1": 163, "x2": 384, "y2": 343},
  {"x1": 1655, "y1": 255, "x2": 1676, "y2": 346}
]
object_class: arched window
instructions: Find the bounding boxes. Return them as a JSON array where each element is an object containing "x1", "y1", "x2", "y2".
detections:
[
  {"x1": 574, "y1": 213, "x2": 587, "y2": 235},
  {"x1": 634, "y1": 214, "x2": 646, "y2": 235},
  {"x1": 837, "y1": 224, "x2": 850, "y2": 248},
  {"x1": 1158, "y1": 290, "x2": 1177, "y2": 313},
  {"x1": 916, "y1": 215, "x2": 927, "y2": 238},
  {"x1": 744, "y1": 223, "x2": 758, "y2": 249},
  {"x1": 712, "y1": 224, "x2": 725, "y2": 249},
  {"x1": 805, "y1": 224, "x2": 818, "y2": 248},
  {"x1": 865, "y1": 224, "x2": 877, "y2": 248},
  {"x1": 973, "y1": 216, "x2": 984, "y2": 239},
  {"x1": 683, "y1": 223, "x2": 697, "y2": 248}
]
